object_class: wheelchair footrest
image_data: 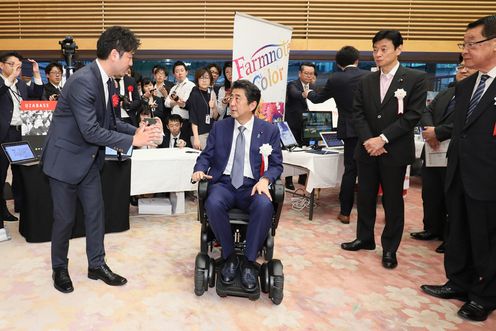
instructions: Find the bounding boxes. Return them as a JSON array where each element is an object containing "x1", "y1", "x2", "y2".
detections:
[{"x1": 215, "y1": 269, "x2": 260, "y2": 301}]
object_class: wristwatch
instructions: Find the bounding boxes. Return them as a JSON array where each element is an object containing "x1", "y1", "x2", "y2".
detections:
[{"x1": 379, "y1": 134, "x2": 389, "y2": 144}]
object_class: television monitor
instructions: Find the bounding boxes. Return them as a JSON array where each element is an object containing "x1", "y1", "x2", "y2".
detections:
[
  {"x1": 276, "y1": 121, "x2": 298, "y2": 149},
  {"x1": 301, "y1": 111, "x2": 334, "y2": 144}
]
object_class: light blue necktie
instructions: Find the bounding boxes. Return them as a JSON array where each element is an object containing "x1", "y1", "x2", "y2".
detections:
[
  {"x1": 231, "y1": 126, "x2": 246, "y2": 189},
  {"x1": 466, "y1": 74, "x2": 489, "y2": 121}
]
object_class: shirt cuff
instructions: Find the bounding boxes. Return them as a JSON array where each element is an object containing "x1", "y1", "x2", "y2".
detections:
[
  {"x1": 379, "y1": 134, "x2": 389, "y2": 144},
  {"x1": 33, "y1": 77, "x2": 42, "y2": 85},
  {"x1": 4, "y1": 79, "x2": 13, "y2": 87}
]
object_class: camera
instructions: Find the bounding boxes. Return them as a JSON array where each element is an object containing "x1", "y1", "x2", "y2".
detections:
[
  {"x1": 170, "y1": 91, "x2": 179, "y2": 102},
  {"x1": 59, "y1": 36, "x2": 78, "y2": 78},
  {"x1": 143, "y1": 117, "x2": 157, "y2": 126}
]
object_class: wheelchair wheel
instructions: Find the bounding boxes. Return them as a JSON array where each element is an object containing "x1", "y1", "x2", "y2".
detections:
[
  {"x1": 259, "y1": 263, "x2": 269, "y2": 294},
  {"x1": 268, "y1": 259, "x2": 284, "y2": 305},
  {"x1": 263, "y1": 234, "x2": 274, "y2": 261},
  {"x1": 194, "y1": 253, "x2": 210, "y2": 296},
  {"x1": 208, "y1": 257, "x2": 216, "y2": 288}
]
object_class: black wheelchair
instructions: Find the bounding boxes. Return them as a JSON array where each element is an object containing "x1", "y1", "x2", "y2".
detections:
[{"x1": 194, "y1": 179, "x2": 285, "y2": 304}]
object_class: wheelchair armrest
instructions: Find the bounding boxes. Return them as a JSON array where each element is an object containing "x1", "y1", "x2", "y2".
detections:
[
  {"x1": 271, "y1": 179, "x2": 285, "y2": 204},
  {"x1": 198, "y1": 180, "x2": 209, "y2": 200}
]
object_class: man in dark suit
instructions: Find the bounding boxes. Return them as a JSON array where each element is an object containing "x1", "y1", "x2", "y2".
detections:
[
  {"x1": 42, "y1": 26, "x2": 162, "y2": 293},
  {"x1": 284, "y1": 62, "x2": 316, "y2": 189},
  {"x1": 160, "y1": 114, "x2": 192, "y2": 148},
  {"x1": 421, "y1": 15, "x2": 496, "y2": 322},
  {"x1": 42, "y1": 62, "x2": 63, "y2": 101},
  {"x1": 410, "y1": 59, "x2": 478, "y2": 253},
  {"x1": 341, "y1": 30, "x2": 427, "y2": 269},
  {"x1": 0, "y1": 52, "x2": 44, "y2": 229},
  {"x1": 306, "y1": 46, "x2": 370, "y2": 224},
  {"x1": 114, "y1": 73, "x2": 140, "y2": 126},
  {"x1": 192, "y1": 80, "x2": 282, "y2": 292}
]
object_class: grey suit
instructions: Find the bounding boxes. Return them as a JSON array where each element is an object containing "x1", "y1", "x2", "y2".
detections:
[{"x1": 42, "y1": 60, "x2": 136, "y2": 269}]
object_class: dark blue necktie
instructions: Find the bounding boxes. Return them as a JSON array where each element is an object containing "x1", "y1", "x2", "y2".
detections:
[
  {"x1": 443, "y1": 96, "x2": 456, "y2": 117},
  {"x1": 106, "y1": 78, "x2": 117, "y2": 129},
  {"x1": 466, "y1": 74, "x2": 489, "y2": 121},
  {"x1": 231, "y1": 126, "x2": 246, "y2": 189}
]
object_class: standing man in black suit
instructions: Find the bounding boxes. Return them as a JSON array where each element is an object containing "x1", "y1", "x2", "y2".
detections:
[
  {"x1": 284, "y1": 63, "x2": 316, "y2": 190},
  {"x1": 305, "y1": 46, "x2": 370, "y2": 224},
  {"x1": 114, "y1": 73, "x2": 140, "y2": 126},
  {"x1": 410, "y1": 58, "x2": 477, "y2": 253},
  {"x1": 421, "y1": 15, "x2": 496, "y2": 322},
  {"x1": 341, "y1": 30, "x2": 427, "y2": 269},
  {"x1": 43, "y1": 62, "x2": 63, "y2": 101},
  {"x1": 0, "y1": 52, "x2": 44, "y2": 228},
  {"x1": 42, "y1": 26, "x2": 162, "y2": 293}
]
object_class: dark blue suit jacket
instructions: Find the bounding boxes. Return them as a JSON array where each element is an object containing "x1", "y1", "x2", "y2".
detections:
[
  {"x1": 42, "y1": 61, "x2": 136, "y2": 185},
  {"x1": 194, "y1": 117, "x2": 283, "y2": 184},
  {"x1": 0, "y1": 76, "x2": 44, "y2": 141}
]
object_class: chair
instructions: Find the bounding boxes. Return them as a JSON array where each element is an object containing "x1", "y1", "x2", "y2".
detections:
[{"x1": 194, "y1": 179, "x2": 285, "y2": 304}]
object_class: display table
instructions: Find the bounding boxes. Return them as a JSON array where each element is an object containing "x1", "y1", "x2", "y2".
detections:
[
  {"x1": 18, "y1": 160, "x2": 131, "y2": 243},
  {"x1": 130, "y1": 148, "x2": 199, "y2": 213},
  {"x1": 282, "y1": 149, "x2": 345, "y2": 220}
]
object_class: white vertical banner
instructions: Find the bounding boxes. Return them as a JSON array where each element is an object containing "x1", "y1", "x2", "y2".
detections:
[{"x1": 232, "y1": 12, "x2": 292, "y2": 123}]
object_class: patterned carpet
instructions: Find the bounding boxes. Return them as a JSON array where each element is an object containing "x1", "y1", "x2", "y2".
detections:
[{"x1": 0, "y1": 178, "x2": 494, "y2": 330}]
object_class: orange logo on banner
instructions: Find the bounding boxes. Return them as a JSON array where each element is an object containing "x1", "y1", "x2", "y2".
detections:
[{"x1": 20, "y1": 100, "x2": 57, "y2": 111}]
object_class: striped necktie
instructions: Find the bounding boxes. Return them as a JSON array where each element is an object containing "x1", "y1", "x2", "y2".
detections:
[{"x1": 466, "y1": 74, "x2": 489, "y2": 121}]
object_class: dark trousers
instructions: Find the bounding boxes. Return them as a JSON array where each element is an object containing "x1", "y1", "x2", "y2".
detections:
[
  {"x1": 421, "y1": 164, "x2": 447, "y2": 238},
  {"x1": 339, "y1": 137, "x2": 358, "y2": 216},
  {"x1": 0, "y1": 126, "x2": 23, "y2": 227},
  {"x1": 49, "y1": 163, "x2": 106, "y2": 269},
  {"x1": 356, "y1": 160, "x2": 407, "y2": 253},
  {"x1": 205, "y1": 175, "x2": 273, "y2": 261},
  {"x1": 445, "y1": 172, "x2": 496, "y2": 309}
]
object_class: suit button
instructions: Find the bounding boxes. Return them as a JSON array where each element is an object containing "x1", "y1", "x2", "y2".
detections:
[
  {"x1": 91, "y1": 154, "x2": 95, "y2": 158},
  {"x1": 377, "y1": 115, "x2": 382, "y2": 119},
  {"x1": 461, "y1": 134, "x2": 466, "y2": 139}
]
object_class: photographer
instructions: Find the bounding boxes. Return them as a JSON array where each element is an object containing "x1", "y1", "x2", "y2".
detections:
[
  {"x1": 164, "y1": 61, "x2": 195, "y2": 120},
  {"x1": 216, "y1": 61, "x2": 233, "y2": 119},
  {"x1": 140, "y1": 77, "x2": 166, "y2": 128},
  {"x1": 43, "y1": 62, "x2": 63, "y2": 101}
]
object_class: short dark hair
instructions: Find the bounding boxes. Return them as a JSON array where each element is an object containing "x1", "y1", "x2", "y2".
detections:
[
  {"x1": 207, "y1": 63, "x2": 221, "y2": 75},
  {"x1": 138, "y1": 103, "x2": 151, "y2": 117},
  {"x1": 172, "y1": 61, "x2": 187, "y2": 73},
  {"x1": 372, "y1": 30, "x2": 403, "y2": 48},
  {"x1": 231, "y1": 79, "x2": 261, "y2": 111},
  {"x1": 168, "y1": 114, "x2": 184, "y2": 124},
  {"x1": 299, "y1": 62, "x2": 316, "y2": 72},
  {"x1": 96, "y1": 26, "x2": 141, "y2": 60},
  {"x1": 194, "y1": 67, "x2": 213, "y2": 86},
  {"x1": 154, "y1": 65, "x2": 168, "y2": 76},
  {"x1": 467, "y1": 15, "x2": 496, "y2": 38},
  {"x1": 335, "y1": 46, "x2": 360, "y2": 67},
  {"x1": 141, "y1": 77, "x2": 153, "y2": 90},
  {"x1": 0, "y1": 51, "x2": 22, "y2": 63},
  {"x1": 223, "y1": 61, "x2": 232, "y2": 89},
  {"x1": 45, "y1": 62, "x2": 63, "y2": 75}
]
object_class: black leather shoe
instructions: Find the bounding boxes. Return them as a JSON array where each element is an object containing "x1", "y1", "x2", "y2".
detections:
[
  {"x1": 52, "y1": 268, "x2": 74, "y2": 293},
  {"x1": 220, "y1": 254, "x2": 239, "y2": 285},
  {"x1": 420, "y1": 283, "x2": 468, "y2": 301},
  {"x1": 240, "y1": 259, "x2": 258, "y2": 292},
  {"x1": 457, "y1": 301, "x2": 493, "y2": 322},
  {"x1": 410, "y1": 230, "x2": 439, "y2": 241},
  {"x1": 382, "y1": 251, "x2": 398, "y2": 269},
  {"x1": 435, "y1": 242, "x2": 446, "y2": 254},
  {"x1": 3, "y1": 212, "x2": 18, "y2": 222},
  {"x1": 130, "y1": 196, "x2": 138, "y2": 206},
  {"x1": 88, "y1": 264, "x2": 127, "y2": 286},
  {"x1": 285, "y1": 181, "x2": 295, "y2": 191},
  {"x1": 341, "y1": 239, "x2": 376, "y2": 251}
]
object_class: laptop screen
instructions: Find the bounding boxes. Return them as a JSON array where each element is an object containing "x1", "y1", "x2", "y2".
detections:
[
  {"x1": 276, "y1": 121, "x2": 298, "y2": 148},
  {"x1": 2, "y1": 141, "x2": 37, "y2": 164},
  {"x1": 320, "y1": 131, "x2": 344, "y2": 147},
  {"x1": 105, "y1": 145, "x2": 133, "y2": 157}
]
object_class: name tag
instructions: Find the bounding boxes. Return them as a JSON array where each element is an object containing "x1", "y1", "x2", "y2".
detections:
[{"x1": 205, "y1": 115, "x2": 211, "y2": 124}]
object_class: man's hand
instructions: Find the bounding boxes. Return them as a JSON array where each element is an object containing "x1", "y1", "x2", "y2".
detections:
[
  {"x1": 193, "y1": 136, "x2": 201, "y2": 150},
  {"x1": 158, "y1": 84, "x2": 168, "y2": 97},
  {"x1": 28, "y1": 59, "x2": 41, "y2": 79},
  {"x1": 251, "y1": 177, "x2": 272, "y2": 201},
  {"x1": 363, "y1": 136, "x2": 387, "y2": 156},
  {"x1": 302, "y1": 90, "x2": 309, "y2": 99},
  {"x1": 176, "y1": 98, "x2": 186, "y2": 108},
  {"x1": 192, "y1": 171, "x2": 212, "y2": 183},
  {"x1": 132, "y1": 125, "x2": 162, "y2": 147}
]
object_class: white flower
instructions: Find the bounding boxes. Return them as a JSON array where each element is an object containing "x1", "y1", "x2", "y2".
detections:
[
  {"x1": 494, "y1": 96, "x2": 496, "y2": 105},
  {"x1": 394, "y1": 88, "x2": 407, "y2": 99},
  {"x1": 259, "y1": 143, "x2": 273, "y2": 156}
]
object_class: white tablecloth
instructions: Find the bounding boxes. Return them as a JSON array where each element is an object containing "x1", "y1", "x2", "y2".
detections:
[
  {"x1": 282, "y1": 149, "x2": 345, "y2": 193},
  {"x1": 130, "y1": 148, "x2": 199, "y2": 195}
]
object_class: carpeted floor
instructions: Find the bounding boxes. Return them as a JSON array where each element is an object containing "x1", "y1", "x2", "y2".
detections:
[{"x1": 0, "y1": 178, "x2": 494, "y2": 330}]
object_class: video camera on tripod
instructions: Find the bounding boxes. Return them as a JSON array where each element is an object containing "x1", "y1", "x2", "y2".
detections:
[{"x1": 59, "y1": 36, "x2": 78, "y2": 79}]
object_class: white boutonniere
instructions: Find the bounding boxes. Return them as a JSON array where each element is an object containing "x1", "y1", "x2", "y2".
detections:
[
  {"x1": 394, "y1": 88, "x2": 407, "y2": 115},
  {"x1": 259, "y1": 143, "x2": 273, "y2": 175},
  {"x1": 493, "y1": 96, "x2": 496, "y2": 106}
]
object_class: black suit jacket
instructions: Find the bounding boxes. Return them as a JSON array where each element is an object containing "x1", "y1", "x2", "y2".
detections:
[
  {"x1": 160, "y1": 129, "x2": 192, "y2": 148},
  {"x1": 285, "y1": 79, "x2": 315, "y2": 124},
  {"x1": 42, "y1": 82, "x2": 62, "y2": 100},
  {"x1": 421, "y1": 86, "x2": 455, "y2": 142},
  {"x1": 445, "y1": 72, "x2": 496, "y2": 201},
  {"x1": 0, "y1": 76, "x2": 44, "y2": 141},
  {"x1": 116, "y1": 76, "x2": 140, "y2": 124},
  {"x1": 353, "y1": 65, "x2": 427, "y2": 166},
  {"x1": 307, "y1": 66, "x2": 370, "y2": 139}
]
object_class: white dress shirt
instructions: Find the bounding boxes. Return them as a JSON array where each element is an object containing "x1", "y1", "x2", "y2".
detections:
[
  {"x1": 471, "y1": 65, "x2": 496, "y2": 99},
  {"x1": 224, "y1": 115, "x2": 255, "y2": 179},
  {"x1": 165, "y1": 78, "x2": 195, "y2": 119}
]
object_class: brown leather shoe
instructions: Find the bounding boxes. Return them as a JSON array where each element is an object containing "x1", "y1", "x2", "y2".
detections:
[{"x1": 337, "y1": 214, "x2": 350, "y2": 224}]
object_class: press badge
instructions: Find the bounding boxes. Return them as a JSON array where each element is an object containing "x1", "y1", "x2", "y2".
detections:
[{"x1": 205, "y1": 114, "x2": 211, "y2": 124}]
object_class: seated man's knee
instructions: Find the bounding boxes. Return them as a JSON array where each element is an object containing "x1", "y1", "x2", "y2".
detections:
[{"x1": 252, "y1": 194, "x2": 273, "y2": 212}]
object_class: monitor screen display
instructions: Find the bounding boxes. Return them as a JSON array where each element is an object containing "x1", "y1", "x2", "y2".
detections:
[
  {"x1": 302, "y1": 111, "x2": 334, "y2": 142},
  {"x1": 320, "y1": 132, "x2": 344, "y2": 147},
  {"x1": 4, "y1": 143, "x2": 35, "y2": 162},
  {"x1": 276, "y1": 121, "x2": 298, "y2": 148}
]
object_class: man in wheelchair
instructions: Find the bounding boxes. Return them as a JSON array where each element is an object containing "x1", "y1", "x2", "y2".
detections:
[{"x1": 191, "y1": 80, "x2": 283, "y2": 292}]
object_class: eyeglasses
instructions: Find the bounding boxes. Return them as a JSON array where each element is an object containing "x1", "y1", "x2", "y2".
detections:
[
  {"x1": 457, "y1": 36, "x2": 495, "y2": 49},
  {"x1": 2, "y1": 61, "x2": 17, "y2": 67},
  {"x1": 49, "y1": 71, "x2": 62, "y2": 75}
]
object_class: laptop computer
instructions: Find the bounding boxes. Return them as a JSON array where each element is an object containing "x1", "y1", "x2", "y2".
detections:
[
  {"x1": 105, "y1": 145, "x2": 133, "y2": 161},
  {"x1": 276, "y1": 121, "x2": 300, "y2": 151},
  {"x1": 1, "y1": 141, "x2": 39, "y2": 166},
  {"x1": 320, "y1": 131, "x2": 344, "y2": 148}
]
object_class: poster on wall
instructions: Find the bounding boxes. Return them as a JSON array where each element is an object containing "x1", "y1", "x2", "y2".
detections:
[
  {"x1": 232, "y1": 12, "x2": 292, "y2": 123},
  {"x1": 20, "y1": 100, "x2": 56, "y2": 157}
]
